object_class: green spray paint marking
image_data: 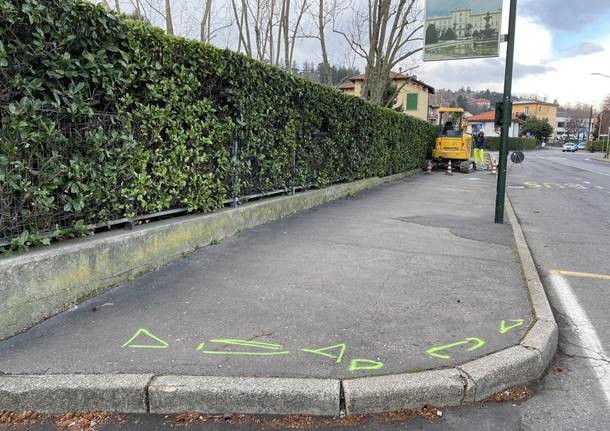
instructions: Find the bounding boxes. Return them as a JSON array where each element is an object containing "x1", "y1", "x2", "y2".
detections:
[
  {"x1": 499, "y1": 319, "x2": 524, "y2": 334},
  {"x1": 208, "y1": 339, "x2": 284, "y2": 349},
  {"x1": 348, "y1": 358, "x2": 384, "y2": 372},
  {"x1": 426, "y1": 337, "x2": 486, "y2": 359},
  {"x1": 122, "y1": 328, "x2": 169, "y2": 349},
  {"x1": 197, "y1": 339, "x2": 289, "y2": 356},
  {"x1": 301, "y1": 343, "x2": 347, "y2": 364}
]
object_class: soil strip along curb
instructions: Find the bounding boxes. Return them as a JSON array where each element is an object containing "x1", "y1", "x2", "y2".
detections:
[{"x1": 0, "y1": 187, "x2": 557, "y2": 416}]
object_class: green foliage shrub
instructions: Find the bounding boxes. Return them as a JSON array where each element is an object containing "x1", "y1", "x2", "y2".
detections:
[
  {"x1": 484, "y1": 137, "x2": 538, "y2": 151},
  {"x1": 585, "y1": 140, "x2": 607, "y2": 152},
  {"x1": 0, "y1": 0, "x2": 436, "y2": 252}
]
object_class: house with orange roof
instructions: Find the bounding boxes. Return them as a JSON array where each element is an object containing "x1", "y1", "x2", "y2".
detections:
[
  {"x1": 337, "y1": 71, "x2": 435, "y2": 121},
  {"x1": 467, "y1": 110, "x2": 521, "y2": 137}
]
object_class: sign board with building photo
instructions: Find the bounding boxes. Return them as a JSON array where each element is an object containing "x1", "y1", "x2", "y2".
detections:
[{"x1": 423, "y1": 0, "x2": 503, "y2": 61}]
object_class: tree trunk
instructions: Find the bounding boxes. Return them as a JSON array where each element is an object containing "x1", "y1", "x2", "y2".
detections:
[
  {"x1": 133, "y1": 0, "x2": 142, "y2": 20},
  {"x1": 318, "y1": 0, "x2": 332, "y2": 84},
  {"x1": 201, "y1": 0, "x2": 212, "y2": 43},
  {"x1": 288, "y1": 0, "x2": 307, "y2": 69},
  {"x1": 165, "y1": 0, "x2": 174, "y2": 35},
  {"x1": 283, "y1": 0, "x2": 290, "y2": 69},
  {"x1": 114, "y1": 0, "x2": 121, "y2": 12}
]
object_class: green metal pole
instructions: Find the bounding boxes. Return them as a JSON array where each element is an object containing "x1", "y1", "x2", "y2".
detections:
[{"x1": 495, "y1": 0, "x2": 518, "y2": 224}]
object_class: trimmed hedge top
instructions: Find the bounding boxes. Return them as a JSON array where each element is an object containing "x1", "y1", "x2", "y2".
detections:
[{"x1": 0, "y1": 0, "x2": 436, "y2": 252}]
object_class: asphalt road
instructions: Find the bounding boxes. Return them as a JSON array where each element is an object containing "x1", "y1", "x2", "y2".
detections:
[
  {"x1": 505, "y1": 148, "x2": 610, "y2": 430},
  {"x1": 2, "y1": 149, "x2": 609, "y2": 430}
]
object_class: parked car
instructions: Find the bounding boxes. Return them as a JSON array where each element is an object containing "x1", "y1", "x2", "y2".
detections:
[
  {"x1": 562, "y1": 143, "x2": 577, "y2": 152},
  {"x1": 577, "y1": 142, "x2": 586, "y2": 150}
]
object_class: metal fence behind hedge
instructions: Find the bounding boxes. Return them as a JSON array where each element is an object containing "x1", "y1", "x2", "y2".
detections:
[{"x1": 0, "y1": 110, "x2": 349, "y2": 247}]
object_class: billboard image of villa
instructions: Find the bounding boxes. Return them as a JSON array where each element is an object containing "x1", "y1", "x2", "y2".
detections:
[{"x1": 424, "y1": 0, "x2": 503, "y2": 61}]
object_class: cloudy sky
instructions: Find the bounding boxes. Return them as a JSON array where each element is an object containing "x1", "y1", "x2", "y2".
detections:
[
  {"x1": 419, "y1": 0, "x2": 610, "y2": 107},
  {"x1": 108, "y1": 0, "x2": 610, "y2": 107}
]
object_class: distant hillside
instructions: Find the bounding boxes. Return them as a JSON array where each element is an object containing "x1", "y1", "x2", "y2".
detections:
[{"x1": 430, "y1": 88, "x2": 504, "y2": 114}]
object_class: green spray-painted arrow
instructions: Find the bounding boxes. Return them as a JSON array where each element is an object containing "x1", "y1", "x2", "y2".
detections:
[
  {"x1": 196, "y1": 339, "x2": 290, "y2": 355},
  {"x1": 426, "y1": 337, "x2": 486, "y2": 359},
  {"x1": 499, "y1": 319, "x2": 524, "y2": 334}
]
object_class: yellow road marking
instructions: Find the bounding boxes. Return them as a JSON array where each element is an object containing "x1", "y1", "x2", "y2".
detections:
[{"x1": 550, "y1": 270, "x2": 610, "y2": 281}]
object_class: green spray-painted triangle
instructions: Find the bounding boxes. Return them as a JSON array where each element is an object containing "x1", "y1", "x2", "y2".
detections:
[
  {"x1": 348, "y1": 358, "x2": 384, "y2": 372},
  {"x1": 122, "y1": 328, "x2": 169, "y2": 349},
  {"x1": 301, "y1": 343, "x2": 347, "y2": 363},
  {"x1": 499, "y1": 319, "x2": 524, "y2": 334}
]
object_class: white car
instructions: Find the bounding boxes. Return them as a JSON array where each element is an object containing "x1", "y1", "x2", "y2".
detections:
[{"x1": 562, "y1": 143, "x2": 577, "y2": 152}]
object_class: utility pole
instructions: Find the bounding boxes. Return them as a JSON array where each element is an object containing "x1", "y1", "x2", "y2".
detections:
[
  {"x1": 494, "y1": 0, "x2": 518, "y2": 224},
  {"x1": 588, "y1": 105, "x2": 593, "y2": 152},
  {"x1": 606, "y1": 125, "x2": 610, "y2": 159}
]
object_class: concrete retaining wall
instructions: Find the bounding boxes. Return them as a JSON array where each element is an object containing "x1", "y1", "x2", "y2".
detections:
[{"x1": 0, "y1": 171, "x2": 415, "y2": 341}]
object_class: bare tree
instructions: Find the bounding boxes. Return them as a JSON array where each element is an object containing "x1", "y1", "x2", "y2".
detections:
[
  {"x1": 165, "y1": 0, "x2": 174, "y2": 35},
  {"x1": 227, "y1": 0, "x2": 307, "y2": 69},
  {"x1": 285, "y1": 0, "x2": 308, "y2": 69},
  {"x1": 201, "y1": 0, "x2": 212, "y2": 42},
  {"x1": 134, "y1": 0, "x2": 175, "y2": 33},
  {"x1": 130, "y1": 0, "x2": 144, "y2": 20},
  {"x1": 603, "y1": 94, "x2": 610, "y2": 111},
  {"x1": 565, "y1": 117, "x2": 588, "y2": 138},
  {"x1": 231, "y1": 0, "x2": 274, "y2": 60},
  {"x1": 302, "y1": 0, "x2": 348, "y2": 85},
  {"x1": 334, "y1": 0, "x2": 423, "y2": 105}
]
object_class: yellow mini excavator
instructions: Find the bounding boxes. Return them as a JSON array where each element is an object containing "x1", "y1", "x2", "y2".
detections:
[{"x1": 428, "y1": 107, "x2": 475, "y2": 173}]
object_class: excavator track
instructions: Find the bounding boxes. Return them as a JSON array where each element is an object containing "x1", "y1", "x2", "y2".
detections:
[{"x1": 459, "y1": 161, "x2": 475, "y2": 173}]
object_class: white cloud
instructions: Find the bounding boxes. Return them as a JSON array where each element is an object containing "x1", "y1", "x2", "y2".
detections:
[
  {"x1": 515, "y1": 36, "x2": 610, "y2": 106},
  {"x1": 513, "y1": 16, "x2": 552, "y2": 65}
]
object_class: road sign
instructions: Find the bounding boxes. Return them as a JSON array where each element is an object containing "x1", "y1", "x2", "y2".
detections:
[{"x1": 510, "y1": 151, "x2": 525, "y2": 164}]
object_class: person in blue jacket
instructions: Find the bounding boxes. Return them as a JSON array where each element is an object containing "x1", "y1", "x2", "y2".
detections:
[{"x1": 473, "y1": 131, "x2": 486, "y2": 168}]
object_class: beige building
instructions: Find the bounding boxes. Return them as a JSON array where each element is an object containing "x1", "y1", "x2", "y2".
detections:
[
  {"x1": 338, "y1": 72, "x2": 435, "y2": 121},
  {"x1": 512, "y1": 101, "x2": 559, "y2": 138},
  {"x1": 426, "y1": 8, "x2": 501, "y2": 39}
]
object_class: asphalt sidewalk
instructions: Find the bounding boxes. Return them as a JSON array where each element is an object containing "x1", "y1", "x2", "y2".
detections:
[{"x1": 0, "y1": 170, "x2": 532, "y2": 380}]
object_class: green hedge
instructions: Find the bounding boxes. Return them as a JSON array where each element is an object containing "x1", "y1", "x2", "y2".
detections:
[
  {"x1": 0, "y1": 0, "x2": 436, "y2": 252},
  {"x1": 484, "y1": 137, "x2": 538, "y2": 151},
  {"x1": 585, "y1": 140, "x2": 608, "y2": 152}
]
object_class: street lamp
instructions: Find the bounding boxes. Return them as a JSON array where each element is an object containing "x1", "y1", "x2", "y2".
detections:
[{"x1": 591, "y1": 72, "x2": 610, "y2": 78}]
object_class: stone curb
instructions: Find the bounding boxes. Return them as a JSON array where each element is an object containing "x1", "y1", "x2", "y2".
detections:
[
  {"x1": 0, "y1": 185, "x2": 558, "y2": 416},
  {"x1": 342, "y1": 368, "x2": 464, "y2": 415},
  {"x1": 149, "y1": 376, "x2": 340, "y2": 416},
  {"x1": 591, "y1": 157, "x2": 610, "y2": 164},
  {"x1": 0, "y1": 170, "x2": 417, "y2": 342},
  {"x1": 458, "y1": 345, "x2": 543, "y2": 403},
  {"x1": 0, "y1": 374, "x2": 152, "y2": 413},
  {"x1": 505, "y1": 195, "x2": 558, "y2": 365}
]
